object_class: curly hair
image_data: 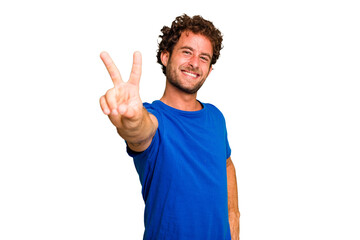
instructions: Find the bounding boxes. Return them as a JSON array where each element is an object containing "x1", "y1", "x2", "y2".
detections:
[{"x1": 156, "y1": 14, "x2": 223, "y2": 75}]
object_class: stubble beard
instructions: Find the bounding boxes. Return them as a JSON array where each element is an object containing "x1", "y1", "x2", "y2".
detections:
[{"x1": 166, "y1": 61, "x2": 207, "y2": 95}]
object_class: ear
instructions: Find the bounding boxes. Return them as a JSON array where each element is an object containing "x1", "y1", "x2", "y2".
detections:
[{"x1": 160, "y1": 51, "x2": 170, "y2": 67}]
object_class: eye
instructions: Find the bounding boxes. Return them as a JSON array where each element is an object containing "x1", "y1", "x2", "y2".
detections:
[
  {"x1": 200, "y1": 56, "x2": 210, "y2": 62},
  {"x1": 183, "y1": 50, "x2": 191, "y2": 55}
]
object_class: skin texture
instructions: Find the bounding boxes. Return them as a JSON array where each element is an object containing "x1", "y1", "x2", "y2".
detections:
[
  {"x1": 160, "y1": 31, "x2": 213, "y2": 111},
  {"x1": 100, "y1": 31, "x2": 240, "y2": 239},
  {"x1": 227, "y1": 157, "x2": 240, "y2": 240},
  {"x1": 162, "y1": 31, "x2": 213, "y2": 95},
  {"x1": 99, "y1": 51, "x2": 158, "y2": 152}
]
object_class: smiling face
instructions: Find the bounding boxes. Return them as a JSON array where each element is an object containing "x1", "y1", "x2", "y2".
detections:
[{"x1": 161, "y1": 31, "x2": 213, "y2": 94}]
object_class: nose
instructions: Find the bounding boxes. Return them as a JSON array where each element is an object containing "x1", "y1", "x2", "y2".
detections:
[{"x1": 189, "y1": 55, "x2": 200, "y2": 68}]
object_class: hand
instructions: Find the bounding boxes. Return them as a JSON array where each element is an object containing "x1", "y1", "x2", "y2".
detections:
[{"x1": 99, "y1": 51, "x2": 143, "y2": 129}]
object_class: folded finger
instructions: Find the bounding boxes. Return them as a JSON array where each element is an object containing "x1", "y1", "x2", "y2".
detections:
[
  {"x1": 105, "y1": 88, "x2": 119, "y2": 115},
  {"x1": 100, "y1": 95, "x2": 110, "y2": 115}
]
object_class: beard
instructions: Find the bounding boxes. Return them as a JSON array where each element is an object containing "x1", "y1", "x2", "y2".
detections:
[{"x1": 165, "y1": 60, "x2": 208, "y2": 94}]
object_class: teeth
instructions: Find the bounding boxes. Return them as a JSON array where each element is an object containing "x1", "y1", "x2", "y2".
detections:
[{"x1": 183, "y1": 71, "x2": 197, "y2": 78}]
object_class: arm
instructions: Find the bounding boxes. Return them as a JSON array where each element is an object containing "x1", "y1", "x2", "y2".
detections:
[
  {"x1": 99, "y1": 51, "x2": 158, "y2": 152},
  {"x1": 227, "y1": 157, "x2": 240, "y2": 240}
]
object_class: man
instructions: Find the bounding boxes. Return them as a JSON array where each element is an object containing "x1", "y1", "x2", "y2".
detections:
[{"x1": 100, "y1": 14, "x2": 240, "y2": 240}]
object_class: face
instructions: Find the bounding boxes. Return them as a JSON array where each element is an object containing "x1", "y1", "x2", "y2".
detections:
[{"x1": 161, "y1": 31, "x2": 213, "y2": 94}]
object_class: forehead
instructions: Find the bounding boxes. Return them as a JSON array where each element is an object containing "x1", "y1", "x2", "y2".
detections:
[{"x1": 174, "y1": 31, "x2": 213, "y2": 56}]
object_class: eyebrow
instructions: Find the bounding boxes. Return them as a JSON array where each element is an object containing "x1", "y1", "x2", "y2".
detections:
[{"x1": 180, "y1": 46, "x2": 212, "y2": 60}]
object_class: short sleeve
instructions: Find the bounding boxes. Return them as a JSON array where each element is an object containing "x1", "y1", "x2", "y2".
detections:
[
  {"x1": 126, "y1": 101, "x2": 160, "y2": 158},
  {"x1": 127, "y1": 127, "x2": 160, "y2": 184},
  {"x1": 126, "y1": 102, "x2": 161, "y2": 187},
  {"x1": 225, "y1": 130, "x2": 231, "y2": 159}
]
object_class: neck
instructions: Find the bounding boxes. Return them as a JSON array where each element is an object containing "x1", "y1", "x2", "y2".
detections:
[{"x1": 160, "y1": 81, "x2": 202, "y2": 111}]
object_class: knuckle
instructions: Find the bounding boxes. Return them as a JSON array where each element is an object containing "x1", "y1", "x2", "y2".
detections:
[{"x1": 105, "y1": 88, "x2": 114, "y2": 98}]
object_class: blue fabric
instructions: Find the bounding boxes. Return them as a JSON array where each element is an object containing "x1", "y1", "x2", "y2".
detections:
[{"x1": 127, "y1": 100, "x2": 231, "y2": 240}]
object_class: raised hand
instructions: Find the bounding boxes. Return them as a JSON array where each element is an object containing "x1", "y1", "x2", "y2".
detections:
[{"x1": 99, "y1": 51, "x2": 143, "y2": 129}]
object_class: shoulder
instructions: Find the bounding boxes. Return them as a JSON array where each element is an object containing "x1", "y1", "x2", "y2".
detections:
[
  {"x1": 143, "y1": 101, "x2": 163, "y2": 118},
  {"x1": 202, "y1": 102, "x2": 226, "y2": 119},
  {"x1": 143, "y1": 101, "x2": 158, "y2": 112}
]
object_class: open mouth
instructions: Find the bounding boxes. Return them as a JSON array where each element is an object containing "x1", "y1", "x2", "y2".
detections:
[{"x1": 181, "y1": 70, "x2": 200, "y2": 78}]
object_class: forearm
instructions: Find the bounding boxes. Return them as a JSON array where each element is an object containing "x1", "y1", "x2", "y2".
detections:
[
  {"x1": 227, "y1": 157, "x2": 240, "y2": 239},
  {"x1": 117, "y1": 108, "x2": 158, "y2": 152},
  {"x1": 227, "y1": 157, "x2": 239, "y2": 215}
]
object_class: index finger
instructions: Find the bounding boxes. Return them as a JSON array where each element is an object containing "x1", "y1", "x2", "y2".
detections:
[{"x1": 100, "y1": 51, "x2": 123, "y2": 87}]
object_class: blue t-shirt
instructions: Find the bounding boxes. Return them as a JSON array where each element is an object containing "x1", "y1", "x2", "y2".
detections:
[{"x1": 127, "y1": 100, "x2": 231, "y2": 240}]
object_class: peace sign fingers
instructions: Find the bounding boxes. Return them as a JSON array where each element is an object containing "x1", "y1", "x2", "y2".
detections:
[
  {"x1": 100, "y1": 51, "x2": 123, "y2": 88},
  {"x1": 128, "y1": 51, "x2": 142, "y2": 86}
]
